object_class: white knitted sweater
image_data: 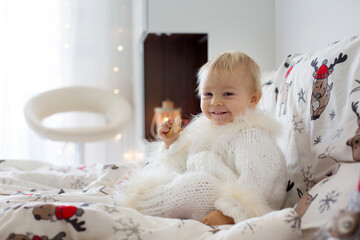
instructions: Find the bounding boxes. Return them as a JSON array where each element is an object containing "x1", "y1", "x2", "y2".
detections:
[{"x1": 118, "y1": 109, "x2": 287, "y2": 223}]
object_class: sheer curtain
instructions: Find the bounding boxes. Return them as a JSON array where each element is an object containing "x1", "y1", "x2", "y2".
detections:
[{"x1": 0, "y1": 0, "x2": 137, "y2": 165}]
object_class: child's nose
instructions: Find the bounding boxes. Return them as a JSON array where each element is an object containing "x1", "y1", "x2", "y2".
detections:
[{"x1": 211, "y1": 97, "x2": 223, "y2": 106}]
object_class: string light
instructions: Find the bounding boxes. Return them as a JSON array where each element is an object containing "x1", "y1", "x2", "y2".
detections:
[
  {"x1": 113, "y1": 67, "x2": 119, "y2": 72},
  {"x1": 114, "y1": 133, "x2": 122, "y2": 141},
  {"x1": 68, "y1": 144, "x2": 75, "y2": 154},
  {"x1": 136, "y1": 152, "x2": 144, "y2": 160},
  {"x1": 113, "y1": 89, "x2": 119, "y2": 95},
  {"x1": 118, "y1": 27, "x2": 123, "y2": 33},
  {"x1": 117, "y1": 45, "x2": 124, "y2": 51},
  {"x1": 65, "y1": 24, "x2": 70, "y2": 29},
  {"x1": 64, "y1": 43, "x2": 70, "y2": 49},
  {"x1": 123, "y1": 151, "x2": 144, "y2": 162}
]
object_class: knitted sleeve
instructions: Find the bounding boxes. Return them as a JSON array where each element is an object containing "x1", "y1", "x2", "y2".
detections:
[
  {"x1": 215, "y1": 127, "x2": 287, "y2": 223},
  {"x1": 153, "y1": 132, "x2": 190, "y2": 173}
]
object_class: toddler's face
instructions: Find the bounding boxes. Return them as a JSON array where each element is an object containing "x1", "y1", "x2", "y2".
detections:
[{"x1": 200, "y1": 67, "x2": 259, "y2": 125}]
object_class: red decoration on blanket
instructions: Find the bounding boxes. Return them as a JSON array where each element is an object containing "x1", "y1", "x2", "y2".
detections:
[
  {"x1": 314, "y1": 65, "x2": 329, "y2": 79},
  {"x1": 284, "y1": 66, "x2": 293, "y2": 78},
  {"x1": 77, "y1": 165, "x2": 86, "y2": 170},
  {"x1": 55, "y1": 205, "x2": 78, "y2": 220}
]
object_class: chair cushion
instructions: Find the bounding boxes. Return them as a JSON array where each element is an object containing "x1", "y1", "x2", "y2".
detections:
[{"x1": 24, "y1": 86, "x2": 132, "y2": 142}]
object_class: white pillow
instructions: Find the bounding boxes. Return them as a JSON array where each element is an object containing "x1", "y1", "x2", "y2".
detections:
[
  {"x1": 267, "y1": 35, "x2": 360, "y2": 207},
  {"x1": 294, "y1": 163, "x2": 360, "y2": 230}
]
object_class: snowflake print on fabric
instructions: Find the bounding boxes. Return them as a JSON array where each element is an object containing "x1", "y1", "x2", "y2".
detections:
[
  {"x1": 31, "y1": 195, "x2": 59, "y2": 203},
  {"x1": 104, "y1": 205, "x2": 119, "y2": 214},
  {"x1": 285, "y1": 209, "x2": 301, "y2": 230},
  {"x1": 318, "y1": 146, "x2": 339, "y2": 164},
  {"x1": 298, "y1": 88, "x2": 306, "y2": 103},
  {"x1": 292, "y1": 115, "x2": 304, "y2": 133},
  {"x1": 49, "y1": 166, "x2": 72, "y2": 173},
  {"x1": 314, "y1": 136, "x2": 322, "y2": 145},
  {"x1": 331, "y1": 128, "x2": 344, "y2": 140},
  {"x1": 113, "y1": 217, "x2": 151, "y2": 240},
  {"x1": 304, "y1": 54, "x2": 313, "y2": 62},
  {"x1": 302, "y1": 166, "x2": 316, "y2": 190},
  {"x1": 71, "y1": 176, "x2": 87, "y2": 189},
  {"x1": 329, "y1": 109, "x2": 336, "y2": 120},
  {"x1": 100, "y1": 186, "x2": 110, "y2": 195},
  {"x1": 319, "y1": 190, "x2": 340, "y2": 213},
  {"x1": 1, "y1": 178, "x2": 13, "y2": 185},
  {"x1": 209, "y1": 226, "x2": 221, "y2": 234},
  {"x1": 238, "y1": 218, "x2": 262, "y2": 234},
  {"x1": 329, "y1": 40, "x2": 340, "y2": 46},
  {"x1": 320, "y1": 178, "x2": 330, "y2": 185},
  {"x1": 350, "y1": 35, "x2": 359, "y2": 41},
  {"x1": 177, "y1": 219, "x2": 185, "y2": 229},
  {"x1": 262, "y1": 80, "x2": 273, "y2": 87}
]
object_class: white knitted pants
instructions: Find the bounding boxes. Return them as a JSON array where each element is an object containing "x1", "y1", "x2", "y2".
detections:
[{"x1": 135, "y1": 172, "x2": 220, "y2": 221}]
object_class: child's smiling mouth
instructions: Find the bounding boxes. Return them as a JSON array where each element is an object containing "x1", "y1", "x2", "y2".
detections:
[{"x1": 212, "y1": 112, "x2": 228, "y2": 115}]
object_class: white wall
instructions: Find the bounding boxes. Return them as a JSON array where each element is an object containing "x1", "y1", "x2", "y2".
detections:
[
  {"x1": 131, "y1": 0, "x2": 360, "y2": 147},
  {"x1": 275, "y1": 0, "x2": 360, "y2": 66},
  {"x1": 147, "y1": 0, "x2": 275, "y2": 71},
  {"x1": 131, "y1": 0, "x2": 148, "y2": 153}
]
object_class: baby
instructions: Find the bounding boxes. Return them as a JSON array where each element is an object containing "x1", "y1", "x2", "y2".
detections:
[{"x1": 117, "y1": 51, "x2": 287, "y2": 225}]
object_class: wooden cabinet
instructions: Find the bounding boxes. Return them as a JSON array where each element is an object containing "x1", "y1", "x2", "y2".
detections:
[{"x1": 144, "y1": 33, "x2": 208, "y2": 140}]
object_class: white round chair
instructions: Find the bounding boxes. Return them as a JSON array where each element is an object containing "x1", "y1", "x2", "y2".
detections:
[{"x1": 24, "y1": 86, "x2": 132, "y2": 164}]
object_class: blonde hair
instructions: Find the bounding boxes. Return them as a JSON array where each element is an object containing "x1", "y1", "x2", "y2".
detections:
[{"x1": 196, "y1": 51, "x2": 261, "y2": 97}]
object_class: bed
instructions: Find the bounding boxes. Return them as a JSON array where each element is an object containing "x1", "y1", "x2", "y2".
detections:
[{"x1": 1, "y1": 34, "x2": 360, "y2": 239}]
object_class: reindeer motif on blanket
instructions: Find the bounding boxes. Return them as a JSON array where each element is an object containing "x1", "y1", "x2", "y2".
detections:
[
  {"x1": 278, "y1": 58, "x2": 303, "y2": 116},
  {"x1": 310, "y1": 53, "x2": 347, "y2": 120},
  {"x1": 347, "y1": 101, "x2": 360, "y2": 161},
  {"x1": 279, "y1": 66, "x2": 293, "y2": 116}
]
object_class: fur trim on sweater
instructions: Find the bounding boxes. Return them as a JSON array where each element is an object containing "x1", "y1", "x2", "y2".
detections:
[{"x1": 115, "y1": 108, "x2": 286, "y2": 222}]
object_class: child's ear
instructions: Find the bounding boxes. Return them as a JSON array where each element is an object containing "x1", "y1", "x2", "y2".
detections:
[{"x1": 249, "y1": 90, "x2": 262, "y2": 108}]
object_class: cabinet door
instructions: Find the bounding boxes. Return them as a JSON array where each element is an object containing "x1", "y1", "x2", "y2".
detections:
[{"x1": 144, "y1": 33, "x2": 208, "y2": 140}]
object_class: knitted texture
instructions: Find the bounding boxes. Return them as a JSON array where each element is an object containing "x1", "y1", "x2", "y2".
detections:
[
  {"x1": 116, "y1": 109, "x2": 287, "y2": 223},
  {"x1": 215, "y1": 127, "x2": 286, "y2": 222},
  {"x1": 135, "y1": 172, "x2": 220, "y2": 220}
]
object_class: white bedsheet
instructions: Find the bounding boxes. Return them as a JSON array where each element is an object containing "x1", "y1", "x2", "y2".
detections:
[{"x1": 0, "y1": 160, "x2": 301, "y2": 240}]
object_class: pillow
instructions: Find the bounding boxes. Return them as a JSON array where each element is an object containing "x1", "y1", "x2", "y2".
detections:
[
  {"x1": 294, "y1": 163, "x2": 360, "y2": 231},
  {"x1": 259, "y1": 54, "x2": 301, "y2": 113},
  {"x1": 259, "y1": 68, "x2": 285, "y2": 113},
  {"x1": 264, "y1": 35, "x2": 360, "y2": 207}
]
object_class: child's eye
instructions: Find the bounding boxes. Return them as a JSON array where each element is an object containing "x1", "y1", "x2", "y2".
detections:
[
  {"x1": 203, "y1": 92, "x2": 212, "y2": 97},
  {"x1": 224, "y1": 92, "x2": 234, "y2": 96}
]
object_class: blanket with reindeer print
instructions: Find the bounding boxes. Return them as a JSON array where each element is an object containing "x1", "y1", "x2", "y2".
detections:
[
  {"x1": 0, "y1": 159, "x2": 300, "y2": 240},
  {"x1": 259, "y1": 35, "x2": 360, "y2": 209}
]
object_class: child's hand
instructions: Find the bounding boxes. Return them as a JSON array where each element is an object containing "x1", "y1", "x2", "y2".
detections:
[
  {"x1": 200, "y1": 210, "x2": 235, "y2": 226},
  {"x1": 158, "y1": 119, "x2": 180, "y2": 149}
]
